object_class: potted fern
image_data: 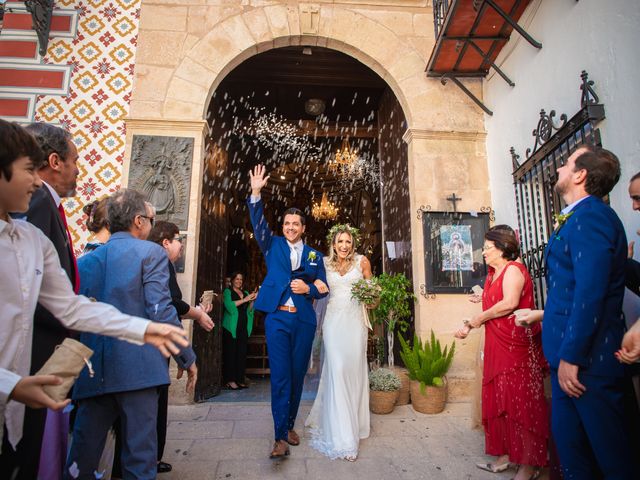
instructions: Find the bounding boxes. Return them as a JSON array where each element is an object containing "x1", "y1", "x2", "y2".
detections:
[
  {"x1": 399, "y1": 331, "x2": 455, "y2": 414},
  {"x1": 368, "y1": 368, "x2": 401, "y2": 414}
]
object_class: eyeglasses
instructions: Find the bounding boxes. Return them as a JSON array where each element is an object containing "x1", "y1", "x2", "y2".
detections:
[
  {"x1": 139, "y1": 215, "x2": 155, "y2": 226},
  {"x1": 482, "y1": 244, "x2": 495, "y2": 251}
]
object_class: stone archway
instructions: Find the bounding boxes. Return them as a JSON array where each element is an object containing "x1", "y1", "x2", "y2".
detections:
[
  {"x1": 126, "y1": 3, "x2": 491, "y2": 401},
  {"x1": 130, "y1": 4, "x2": 484, "y2": 130}
]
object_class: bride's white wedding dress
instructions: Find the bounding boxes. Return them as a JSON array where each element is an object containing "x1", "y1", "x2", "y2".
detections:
[{"x1": 305, "y1": 255, "x2": 370, "y2": 459}]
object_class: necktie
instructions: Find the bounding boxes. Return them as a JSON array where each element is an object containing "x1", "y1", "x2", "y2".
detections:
[
  {"x1": 57, "y1": 203, "x2": 80, "y2": 293},
  {"x1": 290, "y1": 244, "x2": 299, "y2": 271}
]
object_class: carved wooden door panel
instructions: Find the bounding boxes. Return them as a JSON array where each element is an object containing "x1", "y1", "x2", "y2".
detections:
[{"x1": 193, "y1": 143, "x2": 228, "y2": 401}]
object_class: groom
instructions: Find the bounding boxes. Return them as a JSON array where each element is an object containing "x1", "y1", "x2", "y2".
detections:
[{"x1": 247, "y1": 165, "x2": 328, "y2": 458}]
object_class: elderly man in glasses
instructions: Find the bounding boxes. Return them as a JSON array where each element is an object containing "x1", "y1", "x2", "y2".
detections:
[{"x1": 65, "y1": 189, "x2": 197, "y2": 480}]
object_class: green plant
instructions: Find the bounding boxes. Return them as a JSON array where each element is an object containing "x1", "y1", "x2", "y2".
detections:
[
  {"x1": 372, "y1": 273, "x2": 416, "y2": 367},
  {"x1": 369, "y1": 368, "x2": 401, "y2": 392},
  {"x1": 399, "y1": 331, "x2": 455, "y2": 394}
]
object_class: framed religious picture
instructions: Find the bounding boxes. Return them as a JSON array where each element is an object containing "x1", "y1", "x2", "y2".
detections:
[{"x1": 422, "y1": 211, "x2": 491, "y2": 293}]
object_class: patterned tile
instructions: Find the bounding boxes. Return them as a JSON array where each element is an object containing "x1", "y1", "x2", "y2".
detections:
[
  {"x1": 48, "y1": 41, "x2": 73, "y2": 63},
  {"x1": 73, "y1": 71, "x2": 99, "y2": 93},
  {"x1": 98, "y1": 131, "x2": 124, "y2": 155},
  {"x1": 105, "y1": 72, "x2": 130, "y2": 94},
  {"x1": 37, "y1": 98, "x2": 64, "y2": 122},
  {"x1": 70, "y1": 99, "x2": 95, "y2": 121},
  {"x1": 95, "y1": 161, "x2": 121, "y2": 186},
  {"x1": 101, "y1": 101, "x2": 126, "y2": 124},
  {"x1": 80, "y1": 15, "x2": 106, "y2": 36},
  {"x1": 109, "y1": 43, "x2": 133, "y2": 65},
  {"x1": 78, "y1": 41, "x2": 103, "y2": 63}
]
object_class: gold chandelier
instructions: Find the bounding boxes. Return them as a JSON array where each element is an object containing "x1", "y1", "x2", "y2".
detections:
[
  {"x1": 328, "y1": 137, "x2": 358, "y2": 175},
  {"x1": 311, "y1": 192, "x2": 339, "y2": 221}
]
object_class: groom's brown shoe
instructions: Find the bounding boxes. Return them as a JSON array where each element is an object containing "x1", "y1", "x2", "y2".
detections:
[
  {"x1": 286, "y1": 429, "x2": 300, "y2": 446},
  {"x1": 270, "y1": 440, "x2": 290, "y2": 459}
]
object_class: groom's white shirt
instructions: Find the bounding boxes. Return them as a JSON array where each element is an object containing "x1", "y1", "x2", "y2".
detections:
[{"x1": 250, "y1": 194, "x2": 302, "y2": 307}]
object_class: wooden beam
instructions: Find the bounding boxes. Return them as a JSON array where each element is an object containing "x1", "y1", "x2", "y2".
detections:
[{"x1": 296, "y1": 120, "x2": 378, "y2": 138}]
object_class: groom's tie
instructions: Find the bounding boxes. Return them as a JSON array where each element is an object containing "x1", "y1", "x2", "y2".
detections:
[{"x1": 290, "y1": 245, "x2": 300, "y2": 271}]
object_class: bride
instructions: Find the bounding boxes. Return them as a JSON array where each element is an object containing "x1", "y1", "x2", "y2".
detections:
[{"x1": 305, "y1": 224, "x2": 372, "y2": 461}]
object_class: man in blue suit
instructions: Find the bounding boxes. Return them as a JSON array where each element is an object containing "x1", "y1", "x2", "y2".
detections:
[
  {"x1": 543, "y1": 146, "x2": 639, "y2": 479},
  {"x1": 65, "y1": 189, "x2": 197, "y2": 479},
  {"x1": 247, "y1": 165, "x2": 328, "y2": 458}
]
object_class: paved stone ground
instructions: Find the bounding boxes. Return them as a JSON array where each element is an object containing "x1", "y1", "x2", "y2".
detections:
[{"x1": 160, "y1": 401, "x2": 546, "y2": 480}]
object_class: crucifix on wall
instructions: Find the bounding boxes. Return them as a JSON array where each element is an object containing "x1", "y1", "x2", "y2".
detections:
[{"x1": 446, "y1": 193, "x2": 462, "y2": 212}]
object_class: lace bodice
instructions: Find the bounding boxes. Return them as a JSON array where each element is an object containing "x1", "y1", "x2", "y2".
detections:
[{"x1": 324, "y1": 255, "x2": 364, "y2": 304}]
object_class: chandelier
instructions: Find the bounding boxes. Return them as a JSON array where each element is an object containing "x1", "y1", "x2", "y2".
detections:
[
  {"x1": 328, "y1": 137, "x2": 358, "y2": 176},
  {"x1": 311, "y1": 192, "x2": 339, "y2": 221}
]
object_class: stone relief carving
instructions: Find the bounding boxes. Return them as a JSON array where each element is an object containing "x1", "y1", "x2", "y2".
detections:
[{"x1": 128, "y1": 135, "x2": 193, "y2": 230}]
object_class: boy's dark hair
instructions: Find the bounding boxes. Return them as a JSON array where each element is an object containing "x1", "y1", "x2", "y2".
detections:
[
  {"x1": 0, "y1": 119, "x2": 45, "y2": 180},
  {"x1": 148, "y1": 220, "x2": 180, "y2": 246},
  {"x1": 283, "y1": 207, "x2": 306, "y2": 225}
]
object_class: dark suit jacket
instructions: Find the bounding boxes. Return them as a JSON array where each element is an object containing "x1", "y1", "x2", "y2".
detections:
[
  {"x1": 543, "y1": 195, "x2": 628, "y2": 377},
  {"x1": 16, "y1": 186, "x2": 76, "y2": 373},
  {"x1": 626, "y1": 258, "x2": 640, "y2": 297},
  {"x1": 168, "y1": 259, "x2": 190, "y2": 316},
  {"x1": 247, "y1": 198, "x2": 328, "y2": 326}
]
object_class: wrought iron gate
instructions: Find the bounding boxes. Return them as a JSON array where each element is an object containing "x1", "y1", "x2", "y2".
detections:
[{"x1": 511, "y1": 71, "x2": 605, "y2": 308}]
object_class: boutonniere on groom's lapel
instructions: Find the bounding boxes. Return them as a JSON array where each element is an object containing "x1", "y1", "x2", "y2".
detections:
[
  {"x1": 307, "y1": 251, "x2": 317, "y2": 262},
  {"x1": 552, "y1": 211, "x2": 574, "y2": 239}
]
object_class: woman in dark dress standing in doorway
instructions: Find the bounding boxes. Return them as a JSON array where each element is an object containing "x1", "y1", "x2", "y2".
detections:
[
  {"x1": 222, "y1": 272, "x2": 256, "y2": 389},
  {"x1": 147, "y1": 220, "x2": 214, "y2": 473}
]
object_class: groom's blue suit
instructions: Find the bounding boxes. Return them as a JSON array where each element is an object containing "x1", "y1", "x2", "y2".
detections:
[
  {"x1": 543, "y1": 195, "x2": 638, "y2": 479},
  {"x1": 248, "y1": 198, "x2": 328, "y2": 441}
]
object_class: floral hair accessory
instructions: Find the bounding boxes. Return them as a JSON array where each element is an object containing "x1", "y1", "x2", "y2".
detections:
[{"x1": 326, "y1": 223, "x2": 361, "y2": 249}]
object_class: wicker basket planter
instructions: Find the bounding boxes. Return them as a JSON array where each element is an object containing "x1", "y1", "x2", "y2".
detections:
[
  {"x1": 369, "y1": 389, "x2": 399, "y2": 414},
  {"x1": 391, "y1": 367, "x2": 411, "y2": 405},
  {"x1": 410, "y1": 378, "x2": 447, "y2": 414}
]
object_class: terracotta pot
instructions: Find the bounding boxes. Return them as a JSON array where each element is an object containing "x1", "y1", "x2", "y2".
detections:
[
  {"x1": 409, "y1": 378, "x2": 447, "y2": 414},
  {"x1": 369, "y1": 389, "x2": 399, "y2": 414},
  {"x1": 391, "y1": 367, "x2": 411, "y2": 405}
]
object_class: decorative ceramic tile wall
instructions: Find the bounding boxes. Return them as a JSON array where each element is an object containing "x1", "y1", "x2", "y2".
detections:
[{"x1": 34, "y1": 0, "x2": 141, "y2": 253}]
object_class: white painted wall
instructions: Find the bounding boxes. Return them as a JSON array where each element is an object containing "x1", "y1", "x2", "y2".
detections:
[{"x1": 483, "y1": 0, "x2": 640, "y2": 315}]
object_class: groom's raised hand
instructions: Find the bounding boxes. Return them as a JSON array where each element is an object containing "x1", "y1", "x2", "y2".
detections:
[{"x1": 250, "y1": 164, "x2": 269, "y2": 196}]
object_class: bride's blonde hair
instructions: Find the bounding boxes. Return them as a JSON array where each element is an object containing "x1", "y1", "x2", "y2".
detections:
[{"x1": 326, "y1": 224, "x2": 360, "y2": 272}]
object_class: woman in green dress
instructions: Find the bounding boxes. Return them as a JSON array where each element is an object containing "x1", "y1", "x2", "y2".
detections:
[{"x1": 222, "y1": 272, "x2": 256, "y2": 389}]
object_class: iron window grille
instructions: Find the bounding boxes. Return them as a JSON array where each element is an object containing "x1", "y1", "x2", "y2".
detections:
[{"x1": 510, "y1": 71, "x2": 605, "y2": 308}]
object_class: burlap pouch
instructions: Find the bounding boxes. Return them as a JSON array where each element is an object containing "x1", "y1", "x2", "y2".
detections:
[{"x1": 36, "y1": 338, "x2": 94, "y2": 402}]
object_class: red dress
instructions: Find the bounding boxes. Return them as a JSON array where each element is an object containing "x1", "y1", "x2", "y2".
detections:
[{"x1": 482, "y1": 261, "x2": 549, "y2": 466}]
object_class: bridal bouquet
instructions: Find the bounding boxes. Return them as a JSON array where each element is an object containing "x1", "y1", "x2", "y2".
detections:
[
  {"x1": 351, "y1": 278, "x2": 381, "y2": 331},
  {"x1": 351, "y1": 277, "x2": 382, "y2": 307}
]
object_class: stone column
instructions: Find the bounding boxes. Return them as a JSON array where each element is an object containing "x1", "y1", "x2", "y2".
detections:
[
  {"x1": 123, "y1": 118, "x2": 209, "y2": 308},
  {"x1": 403, "y1": 127, "x2": 490, "y2": 400}
]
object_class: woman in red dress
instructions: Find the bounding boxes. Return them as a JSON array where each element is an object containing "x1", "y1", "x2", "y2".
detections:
[{"x1": 455, "y1": 227, "x2": 548, "y2": 480}]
